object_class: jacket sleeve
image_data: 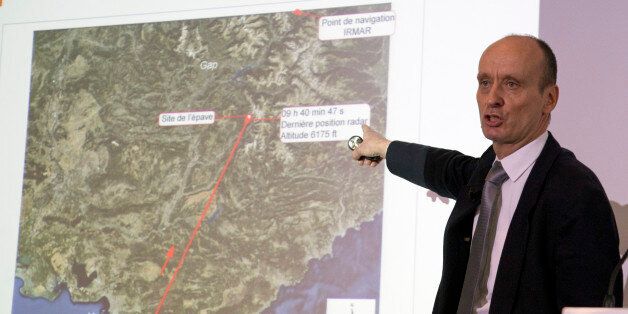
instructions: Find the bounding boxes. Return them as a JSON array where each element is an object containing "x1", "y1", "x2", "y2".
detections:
[{"x1": 386, "y1": 141, "x2": 479, "y2": 200}]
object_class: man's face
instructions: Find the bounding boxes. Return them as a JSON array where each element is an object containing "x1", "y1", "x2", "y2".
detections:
[{"x1": 476, "y1": 37, "x2": 557, "y2": 156}]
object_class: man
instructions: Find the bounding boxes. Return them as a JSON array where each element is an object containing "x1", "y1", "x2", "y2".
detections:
[{"x1": 353, "y1": 35, "x2": 623, "y2": 313}]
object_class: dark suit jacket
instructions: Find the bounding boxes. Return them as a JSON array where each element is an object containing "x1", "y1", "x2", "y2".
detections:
[{"x1": 386, "y1": 132, "x2": 622, "y2": 313}]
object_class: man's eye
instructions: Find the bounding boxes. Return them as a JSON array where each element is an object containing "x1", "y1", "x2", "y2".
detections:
[
  {"x1": 506, "y1": 81, "x2": 518, "y2": 88},
  {"x1": 479, "y1": 80, "x2": 490, "y2": 87}
]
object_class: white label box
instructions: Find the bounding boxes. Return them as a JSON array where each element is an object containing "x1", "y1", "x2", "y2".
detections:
[
  {"x1": 158, "y1": 110, "x2": 215, "y2": 126},
  {"x1": 319, "y1": 11, "x2": 395, "y2": 40},
  {"x1": 279, "y1": 104, "x2": 370, "y2": 143},
  {"x1": 326, "y1": 298, "x2": 376, "y2": 314}
]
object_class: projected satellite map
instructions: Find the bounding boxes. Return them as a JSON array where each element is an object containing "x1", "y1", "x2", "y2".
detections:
[{"x1": 13, "y1": 3, "x2": 390, "y2": 313}]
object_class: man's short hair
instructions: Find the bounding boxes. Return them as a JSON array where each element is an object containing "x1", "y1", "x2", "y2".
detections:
[
  {"x1": 507, "y1": 34, "x2": 558, "y2": 90},
  {"x1": 533, "y1": 37, "x2": 558, "y2": 90}
]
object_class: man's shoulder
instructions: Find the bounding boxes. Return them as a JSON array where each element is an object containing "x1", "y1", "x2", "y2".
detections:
[
  {"x1": 548, "y1": 147, "x2": 601, "y2": 187},
  {"x1": 541, "y1": 146, "x2": 611, "y2": 216},
  {"x1": 535, "y1": 133, "x2": 601, "y2": 188}
]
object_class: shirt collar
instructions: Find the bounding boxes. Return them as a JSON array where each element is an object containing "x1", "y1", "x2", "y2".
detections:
[{"x1": 495, "y1": 131, "x2": 548, "y2": 183}]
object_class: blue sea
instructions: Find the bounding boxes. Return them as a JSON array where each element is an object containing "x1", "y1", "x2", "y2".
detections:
[
  {"x1": 262, "y1": 212, "x2": 383, "y2": 313},
  {"x1": 12, "y1": 277, "x2": 103, "y2": 314}
]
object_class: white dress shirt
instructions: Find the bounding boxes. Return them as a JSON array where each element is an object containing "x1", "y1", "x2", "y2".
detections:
[{"x1": 473, "y1": 131, "x2": 549, "y2": 314}]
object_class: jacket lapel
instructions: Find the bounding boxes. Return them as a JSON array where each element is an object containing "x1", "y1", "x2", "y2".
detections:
[
  {"x1": 489, "y1": 132, "x2": 562, "y2": 313},
  {"x1": 437, "y1": 146, "x2": 495, "y2": 313}
]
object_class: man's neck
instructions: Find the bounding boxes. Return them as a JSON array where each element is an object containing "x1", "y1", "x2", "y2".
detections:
[{"x1": 493, "y1": 129, "x2": 548, "y2": 159}]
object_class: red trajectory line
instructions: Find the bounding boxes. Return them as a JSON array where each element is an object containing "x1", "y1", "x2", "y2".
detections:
[
  {"x1": 215, "y1": 114, "x2": 248, "y2": 120},
  {"x1": 292, "y1": 9, "x2": 321, "y2": 20},
  {"x1": 253, "y1": 116, "x2": 280, "y2": 122},
  {"x1": 219, "y1": 114, "x2": 280, "y2": 122},
  {"x1": 160, "y1": 245, "x2": 175, "y2": 276},
  {"x1": 155, "y1": 114, "x2": 253, "y2": 314}
]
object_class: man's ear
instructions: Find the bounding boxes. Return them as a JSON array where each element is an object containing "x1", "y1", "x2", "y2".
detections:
[{"x1": 543, "y1": 84, "x2": 559, "y2": 114}]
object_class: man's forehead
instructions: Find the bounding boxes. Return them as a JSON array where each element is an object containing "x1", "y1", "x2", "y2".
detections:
[
  {"x1": 478, "y1": 37, "x2": 544, "y2": 75},
  {"x1": 489, "y1": 35, "x2": 538, "y2": 50}
]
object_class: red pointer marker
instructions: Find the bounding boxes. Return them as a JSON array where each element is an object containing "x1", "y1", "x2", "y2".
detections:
[
  {"x1": 292, "y1": 9, "x2": 320, "y2": 19},
  {"x1": 160, "y1": 245, "x2": 175, "y2": 276}
]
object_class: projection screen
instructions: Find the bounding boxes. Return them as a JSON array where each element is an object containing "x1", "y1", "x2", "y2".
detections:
[{"x1": 0, "y1": 0, "x2": 540, "y2": 312}]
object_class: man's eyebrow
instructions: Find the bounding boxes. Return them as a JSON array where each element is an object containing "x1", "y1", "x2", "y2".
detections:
[
  {"x1": 476, "y1": 72, "x2": 522, "y2": 80},
  {"x1": 501, "y1": 74, "x2": 521, "y2": 82}
]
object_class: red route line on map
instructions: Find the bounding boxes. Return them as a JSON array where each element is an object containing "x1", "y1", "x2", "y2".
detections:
[
  {"x1": 253, "y1": 116, "x2": 280, "y2": 122},
  {"x1": 215, "y1": 114, "x2": 248, "y2": 120},
  {"x1": 292, "y1": 9, "x2": 321, "y2": 20},
  {"x1": 217, "y1": 114, "x2": 280, "y2": 122},
  {"x1": 155, "y1": 114, "x2": 253, "y2": 314}
]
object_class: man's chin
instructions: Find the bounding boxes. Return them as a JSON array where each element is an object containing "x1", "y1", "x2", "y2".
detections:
[{"x1": 481, "y1": 129, "x2": 501, "y2": 142}]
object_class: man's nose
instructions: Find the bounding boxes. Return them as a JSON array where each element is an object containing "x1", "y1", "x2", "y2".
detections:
[{"x1": 487, "y1": 84, "x2": 504, "y2": 107}]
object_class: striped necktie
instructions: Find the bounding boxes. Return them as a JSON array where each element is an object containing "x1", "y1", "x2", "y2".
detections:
[{"x1": 457, "y1": 161, "x2": 509, "y2": 314}]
